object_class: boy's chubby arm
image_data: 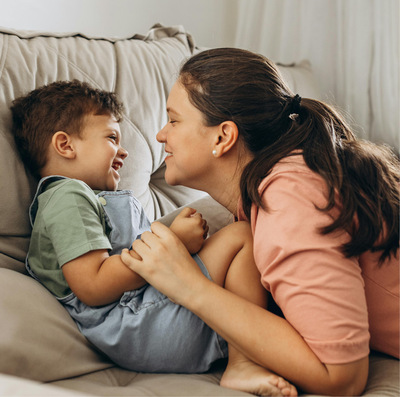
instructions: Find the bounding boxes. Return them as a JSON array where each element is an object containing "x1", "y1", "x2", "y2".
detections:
[
  {"x1": 62, "y1": 249, "x2": 146, "y2": 307},
  {"x1": 168, "y1": 207, "x2": 209, "y2": 254}
]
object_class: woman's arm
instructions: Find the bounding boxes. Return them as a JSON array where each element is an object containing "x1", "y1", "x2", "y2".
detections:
[
  {"x1": 121, "y1": 222, "x2": 368, "y2": 396},
  {"x1": 62, "y1": 249, "x2": 146, "y2": 306},
  {"x1": 179, "y1": 270, "x2": 369, "y2": 396}
]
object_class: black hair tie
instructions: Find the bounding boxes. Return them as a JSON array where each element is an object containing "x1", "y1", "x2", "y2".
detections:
[{"x1": 289, "y1": 94, "x2": 302, "y2": 120}]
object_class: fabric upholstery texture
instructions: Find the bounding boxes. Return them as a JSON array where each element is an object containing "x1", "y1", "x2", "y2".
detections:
[{"x1": 0, "y1": 24, "x2": 397, "y2": 396}]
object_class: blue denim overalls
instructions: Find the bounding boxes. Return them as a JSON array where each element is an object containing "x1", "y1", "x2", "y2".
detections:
[{"x1": 27, "y1": 176, "x2": 227, "y2": 373}]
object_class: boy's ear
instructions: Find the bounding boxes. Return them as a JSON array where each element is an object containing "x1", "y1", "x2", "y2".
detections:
[
  {"x1": 213, "y1": 121, "x2": 239, "y2": 157},
  {"x1": 51, "y1": 131, "x2": 76, "y2": 159}
]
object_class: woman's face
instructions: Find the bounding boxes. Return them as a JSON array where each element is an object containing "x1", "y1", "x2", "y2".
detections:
[{"x1": 156, "y1": 81, "x2": 217, "y2": 189}]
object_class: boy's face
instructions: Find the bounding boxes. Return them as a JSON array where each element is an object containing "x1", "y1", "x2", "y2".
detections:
[{"x1": 72, "y1": 114, "x2": 128, "y2": 191}]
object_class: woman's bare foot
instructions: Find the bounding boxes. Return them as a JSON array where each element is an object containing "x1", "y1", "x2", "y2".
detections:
[{"x1": 220, "y1": 358, "x2": 297, "y2": 397}]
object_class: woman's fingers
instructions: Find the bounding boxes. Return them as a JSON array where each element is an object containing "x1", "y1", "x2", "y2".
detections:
[
  {"x1": 124, "y1": 222, "x2": 180, "y2": 270},
  {"x1": 150, "y1": 221, "x2": 179, "y2": 240},
  {"x1": 121, "y1": 221, "x2": 206, "y2": 304}
]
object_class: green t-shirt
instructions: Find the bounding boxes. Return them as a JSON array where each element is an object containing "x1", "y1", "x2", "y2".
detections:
[{"x1": 28, "y1": 178, "x2": 112, "y2": 298}]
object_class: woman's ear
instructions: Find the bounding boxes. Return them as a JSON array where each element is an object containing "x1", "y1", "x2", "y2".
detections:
[
  {"x1": 212, "y1": 121, "x2": 239, "y2": 157},
  {"x1": 51, "y1": 131, "x2": 76, "y2": 159}
]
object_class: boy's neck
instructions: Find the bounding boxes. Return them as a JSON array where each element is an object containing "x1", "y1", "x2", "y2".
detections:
[{"x1": 41, "y1": 153, "x2": 80, "y2": 181}]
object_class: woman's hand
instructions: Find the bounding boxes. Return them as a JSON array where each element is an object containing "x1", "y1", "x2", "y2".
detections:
[{"x1": 121, "y1": 221, "x2": 209, "y2": 305}]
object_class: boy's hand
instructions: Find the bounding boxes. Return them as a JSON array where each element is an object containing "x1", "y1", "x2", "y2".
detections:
[{"x1": 169, "y1": 207, "x2": 209, "y2": 254}]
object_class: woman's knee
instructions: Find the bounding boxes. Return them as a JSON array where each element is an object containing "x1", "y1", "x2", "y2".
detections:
[{"x1": 226, "y1": 221, "x2": 253, "y2": 248}]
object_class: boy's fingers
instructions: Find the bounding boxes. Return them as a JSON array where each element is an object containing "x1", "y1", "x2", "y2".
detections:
[
  {"x1": 191, "y1": 213, "x2": 203, "y2": 222},
  {"x1": 178, "y1": 207, "x2": 196, "y2": 218}
]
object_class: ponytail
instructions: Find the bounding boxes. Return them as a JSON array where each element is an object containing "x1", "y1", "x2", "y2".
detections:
[{"x1": 241, "y1": 98, "x2": 399, "y2": 264}]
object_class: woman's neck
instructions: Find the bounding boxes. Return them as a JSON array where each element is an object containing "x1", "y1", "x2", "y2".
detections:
[
  {"x1": 208, "y1": 182, "x2": 240, "y2": 215},
  {"x1": 204, "y1": 158, "x2": 249, "y2": 215}
]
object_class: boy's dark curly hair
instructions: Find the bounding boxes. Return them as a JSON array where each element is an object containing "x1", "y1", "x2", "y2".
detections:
[{"x1": 11, "y1": 80, "x2": 124, "y2": 178}]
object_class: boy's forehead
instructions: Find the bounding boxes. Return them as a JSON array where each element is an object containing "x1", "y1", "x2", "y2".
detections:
[
  {"x1": 82, "y1": 113, "x2": 121, "y2": 132},
  {"x1": 85, "y1": 112, "x2": 119, "y2": 124}
]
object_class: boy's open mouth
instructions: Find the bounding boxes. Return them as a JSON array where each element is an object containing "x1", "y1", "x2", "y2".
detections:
[{"x1": 112, "y1": 161, "x2": 122, "y2": 171}]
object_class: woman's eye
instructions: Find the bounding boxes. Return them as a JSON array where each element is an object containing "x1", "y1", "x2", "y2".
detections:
[
  {"x1": 169, "y1": 119, "x2": 176, "y2": 125},
  {"x1": 109, "y1": 135, "x2": 117, "y2": 141}
]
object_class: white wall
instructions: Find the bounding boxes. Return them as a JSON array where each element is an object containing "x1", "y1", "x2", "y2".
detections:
[{"x1": 0, "y1": 0, "x2": 239, "y2": 48}]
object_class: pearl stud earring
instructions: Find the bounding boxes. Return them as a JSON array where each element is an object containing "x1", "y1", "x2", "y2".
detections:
[{"x1": 212, "y1": 150, "x2": 217, "y2": 156}]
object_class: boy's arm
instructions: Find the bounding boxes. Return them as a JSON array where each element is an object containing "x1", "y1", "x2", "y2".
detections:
[
  {"x1": 169, "y1": 207, "x2": 209, "y2": 254},
  {"x1": 62, "y1": 249, "x2": 146, "y2": 307}
]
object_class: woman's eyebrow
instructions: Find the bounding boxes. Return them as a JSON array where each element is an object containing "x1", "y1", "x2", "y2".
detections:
[{"x1": 166, "y1": 107, "x2": 181, "y2": 116}]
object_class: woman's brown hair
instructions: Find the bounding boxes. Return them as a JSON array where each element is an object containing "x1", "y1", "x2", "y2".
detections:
[{"x1": 179, "y1": 48, "x2": 399, "y2": 264}]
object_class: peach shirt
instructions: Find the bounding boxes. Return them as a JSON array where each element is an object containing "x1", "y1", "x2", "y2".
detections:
[{"x1": 238, "y1": 154, "x2": 399, "y2": 364}]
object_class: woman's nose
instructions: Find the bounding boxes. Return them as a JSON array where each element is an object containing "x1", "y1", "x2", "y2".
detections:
[{"x1": 156, "y1": 125, "x2": 167, "y2": 143}]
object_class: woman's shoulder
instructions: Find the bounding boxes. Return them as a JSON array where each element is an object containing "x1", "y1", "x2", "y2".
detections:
[
  {"x1": 258, "y1": 153, "x2": 325, "y2": 194},
  {"x1": 255, "y1": 152, "x2": 341, "y2": 223}
]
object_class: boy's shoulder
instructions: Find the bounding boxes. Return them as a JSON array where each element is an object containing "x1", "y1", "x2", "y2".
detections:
[
  {"x1": 37, "y1": 177, "x2": 99, "y2": 212},
  {"x1": 41, "y1": 177, "x2": 93, "y2": 197},
  {"x1": 30, "y1": 177, "x2": 102, "y2": 227}
]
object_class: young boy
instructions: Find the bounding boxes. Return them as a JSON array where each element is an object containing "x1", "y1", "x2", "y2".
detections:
[{"x1": 11, "y1": 80, "x2": 293, "y2": 396}]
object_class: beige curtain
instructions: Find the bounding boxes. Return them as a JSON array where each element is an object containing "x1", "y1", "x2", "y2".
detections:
[{"x1": 234, "y1": 0, "x2": 399, "y2": 153}]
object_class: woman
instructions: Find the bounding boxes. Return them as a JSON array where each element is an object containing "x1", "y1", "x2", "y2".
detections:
[{"x1": 121, "y1": 48, "x2": 399, "y2": 396}]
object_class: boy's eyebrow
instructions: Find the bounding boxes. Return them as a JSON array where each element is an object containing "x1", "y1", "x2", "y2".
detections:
[{"x1": 105, "y1": 128, "x2": 121, "y2": 136}]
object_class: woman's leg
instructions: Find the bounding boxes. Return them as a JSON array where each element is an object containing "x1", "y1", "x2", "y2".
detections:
[
  {"x1": 198, "y1": 221, "x2": 297, "y2": 397},
  {"x1": 195, "y1": 223, "x2": 368, "y2": 396}
]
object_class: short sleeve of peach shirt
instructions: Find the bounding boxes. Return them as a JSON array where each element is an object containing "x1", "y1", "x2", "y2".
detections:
[{"x1": 239, "y1": 154, "x2": 372, "y2": 364}]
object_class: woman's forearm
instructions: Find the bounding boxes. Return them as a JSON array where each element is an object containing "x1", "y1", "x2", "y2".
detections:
[{"x1": 184, "y1": 276, "x2": 368, "y2": 396}]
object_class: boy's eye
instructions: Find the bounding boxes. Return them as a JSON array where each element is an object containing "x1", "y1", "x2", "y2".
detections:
[
  {"x1": 169, "y1": 120, "x2": 176, "y2": 125},
  {"x1": 109, "y1": 135, "x2": 117, "y2": 141}
]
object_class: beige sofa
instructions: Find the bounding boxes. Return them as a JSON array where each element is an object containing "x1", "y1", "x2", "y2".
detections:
[{"x1": 0, "y1": 25, "x2": 398, "y2": 396}]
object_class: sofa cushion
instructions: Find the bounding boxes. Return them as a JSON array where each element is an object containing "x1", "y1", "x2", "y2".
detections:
[
  {"x1": 0, "y1": 268, "x2": 114, "y2": 382},
  {"x1": 45, "y1": 354, "x2": 400, "y2": 396}
]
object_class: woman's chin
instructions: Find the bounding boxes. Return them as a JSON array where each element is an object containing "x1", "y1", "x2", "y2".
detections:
[
  {"x1": 164, "y1": 172, "x2": 179, "y2": 187},
  {"x1": 165, "y1": 178, "x2": 179, "y2": 186}
]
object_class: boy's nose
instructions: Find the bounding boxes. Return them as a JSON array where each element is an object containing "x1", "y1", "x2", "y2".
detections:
[{"x1": 119, "y1": 146, "x2": 128, "y2": 159}]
